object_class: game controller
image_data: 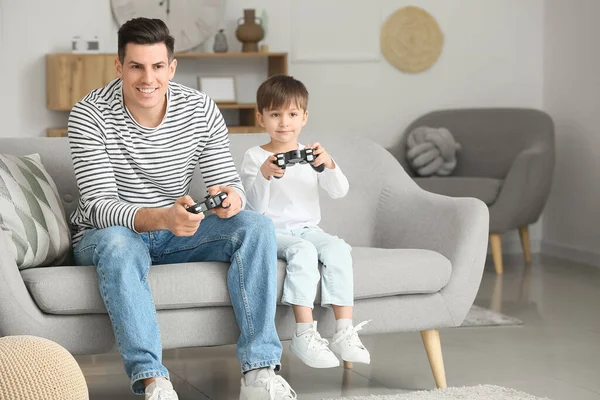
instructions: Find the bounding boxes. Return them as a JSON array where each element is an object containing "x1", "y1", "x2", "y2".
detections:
[
  {"x1": 272, "y1": 148, "x2": 325, "y2": 179},
  {"x1": 186, "y1": 192, "x2": 229, "y2": 214}
]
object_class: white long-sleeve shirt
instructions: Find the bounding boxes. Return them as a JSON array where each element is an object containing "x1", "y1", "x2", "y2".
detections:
[
  {"x1": 240, "y1": 145, "x2": 349, "y2": 231},
  {"x1": 68, "y1": 79, "x2": 245, "y2": 245}
]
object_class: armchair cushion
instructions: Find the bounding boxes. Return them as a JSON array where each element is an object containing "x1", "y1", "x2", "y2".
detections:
[
  {"x1": 0, "y1": 154, "x2": 70, "y2": 269},
  {"x1": 414, "y1": 176, "x2": 503, "y2": 206}
]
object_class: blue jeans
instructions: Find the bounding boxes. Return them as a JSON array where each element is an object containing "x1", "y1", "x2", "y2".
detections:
[
  {"x1": 74, "y1": 211, "x2": 281, "y2": 394},
  {"x1": 276, "y1": 226, "x2": 353, "y2": 309}
]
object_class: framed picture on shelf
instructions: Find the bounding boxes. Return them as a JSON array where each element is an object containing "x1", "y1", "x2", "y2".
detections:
[{"x1": 197, "y1": 76, "x2": 237, "y2": 103}]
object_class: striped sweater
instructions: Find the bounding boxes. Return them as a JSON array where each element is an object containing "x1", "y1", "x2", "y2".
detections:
[{"x1": 68, "y1": 78, "x2": 245, "y2": 245}]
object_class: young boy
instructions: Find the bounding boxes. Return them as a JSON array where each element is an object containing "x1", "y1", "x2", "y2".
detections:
[{"x1": 240, "y1": 75, "x2": 371, "y2": 369}]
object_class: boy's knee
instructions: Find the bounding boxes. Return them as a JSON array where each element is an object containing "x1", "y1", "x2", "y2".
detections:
[
  {"x1": 285, "y1": 240, "x2": 318, "y2": 261},
  {"x1": 320, "y1": 238, "x2": 351, "y2": 264}
]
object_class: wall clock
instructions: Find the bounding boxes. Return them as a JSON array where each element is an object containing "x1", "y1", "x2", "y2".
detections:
[{"x1": 110, "y1": 0, "x2": 226, "y2": 52}]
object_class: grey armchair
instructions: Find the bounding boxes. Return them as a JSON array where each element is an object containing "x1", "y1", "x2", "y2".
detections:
[{"x1": 391, "y1": 108, "x2": 555, "y2": 274}]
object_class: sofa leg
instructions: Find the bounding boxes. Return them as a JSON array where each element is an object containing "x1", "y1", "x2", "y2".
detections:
[
  {"x1": 343, "y1": 361, "x2": 353, "y2": 369},
  {"x1": 518, "y1": 226, "x2": 532, "y2": 264},
  {"x1": 420, "y1": 329, "x2": 447, "y2": 389},
  {"x1": 489, "y1": 233, "x2": 503, "y2": 275}
]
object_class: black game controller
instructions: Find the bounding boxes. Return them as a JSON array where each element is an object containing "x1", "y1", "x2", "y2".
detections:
[
  {"x1": 272, "y1": 148, "x2": 325, "y2": 179},
  {"x1": 186, "y1": 192, "x2": 229, "y2": 214}
]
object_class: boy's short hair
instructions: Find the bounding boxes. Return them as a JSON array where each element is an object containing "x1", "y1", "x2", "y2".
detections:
[
  {"x1": 256, "y1": 75, "x2": 309, "y2": 113},
  {"x1": 117, "y1": 17, "x2": 175, "y2": 64}
]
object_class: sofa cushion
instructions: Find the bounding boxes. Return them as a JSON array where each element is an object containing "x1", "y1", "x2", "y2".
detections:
[
  {"x1": 414, "y1": 176, "x2": 502, "y2": 205},
  {"x1": 0, "y1": 153, "x2": 71, "y2": 269},
  {"x1": 21, "y1": 247, "x2": 452, "y2": 315}
]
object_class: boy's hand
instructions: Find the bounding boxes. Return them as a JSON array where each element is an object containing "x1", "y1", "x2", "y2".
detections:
[
  {"x1": 260, "y1": 155, "x2": 285, "y2": 180},
  {"x1": 207, "y1": 186, "x2": 242, "y2": 219},
  {"x1": 308, "y1": 142, "x2": 335, "y2": 169},
  {"x1": 166, "y1": 195, "x2": 205, "y2": 236}
]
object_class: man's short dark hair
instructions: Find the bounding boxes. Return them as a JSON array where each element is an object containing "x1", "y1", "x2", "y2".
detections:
[{"x1": 117, "y1": 18, "x2": 175, "y2": 63}]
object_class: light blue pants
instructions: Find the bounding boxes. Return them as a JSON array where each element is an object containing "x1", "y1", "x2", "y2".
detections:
[
  {"x1": 276, "y1": 226, "x2": 353, "y2": 309},
  {"x1": 74, "y1": 211, "x2": 282, "y2": 394}
]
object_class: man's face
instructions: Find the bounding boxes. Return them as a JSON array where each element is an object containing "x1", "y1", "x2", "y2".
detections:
[{"x1": 115, "y1": 42, "x2": 177, "y2": 115}]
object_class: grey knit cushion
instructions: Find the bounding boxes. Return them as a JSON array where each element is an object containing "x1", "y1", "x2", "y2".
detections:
[
  {"x1": 406, "y1": 126, "x2": 461, "y2": 176},
  {"x1": 0, "y1": 153, "x2": 71, "y2": 269}
]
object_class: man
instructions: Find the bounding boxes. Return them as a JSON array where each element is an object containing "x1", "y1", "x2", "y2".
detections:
[{"x1": 68, "y1": 17, "x2": 296, "y2": 400}]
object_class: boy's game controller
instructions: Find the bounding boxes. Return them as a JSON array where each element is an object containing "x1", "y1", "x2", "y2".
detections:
[
  {"x1": 272, "y1": 148, "x2": 325, "y2": 179},
  {"x1": 186, "y1": 192, "x2": 229, "y2": 214}
]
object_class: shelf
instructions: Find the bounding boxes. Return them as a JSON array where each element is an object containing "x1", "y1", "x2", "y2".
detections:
[
  {"x1": 47, "y1": 128, "x2": 68, "y2": 137},
  {"x1": 45, "y1": 52, "x2": 286, "y2": 134},
  {"x1": 174, "y1": 52, "x2": 287, "y2": 58},
  {"x1": 47, "y1": 126, "x2": 264, "y2": 137},
  {"x1": 48, "y1": 52, "x2": 287, "y2": 58},
  {"x1": 216, "y1": 103, "x2": 257, "y2": 110},
  {"x1": 228, "y1": 126, "x2": 265, "y2": 134}
]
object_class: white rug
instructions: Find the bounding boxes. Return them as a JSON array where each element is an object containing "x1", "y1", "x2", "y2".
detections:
[
  {"x1": 322, "y1": 384, "x2": 550, "y2": 400},
  {"x1": 460, "y1": 305, "x2": 523, "y2": 327}
]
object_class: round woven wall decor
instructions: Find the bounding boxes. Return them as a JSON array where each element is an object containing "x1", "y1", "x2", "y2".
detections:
[{"x1": 380, "y1": 6, "x2": 444, "y2": 73}]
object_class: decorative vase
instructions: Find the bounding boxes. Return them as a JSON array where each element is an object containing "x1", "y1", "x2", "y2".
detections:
[
  {"x1": 213, "y1": 29, "x2": 228, "y2": 53},
  {"x1": 235, "y1": 9, "x2": 264, "y2": 52}
]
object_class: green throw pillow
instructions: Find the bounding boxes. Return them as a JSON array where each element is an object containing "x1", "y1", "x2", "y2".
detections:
[{"x1": 0, "y1": 153, "x2": 71, "y2": 269}]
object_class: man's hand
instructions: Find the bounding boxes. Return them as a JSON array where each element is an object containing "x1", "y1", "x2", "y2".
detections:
[
  {"x1": 207, "y1": 186, "x2": 242, "y2": 218},
  {"x1": 260, "y1": 155, "x2": 285, "y2": 180},
  {"x1": 308, "y1": 142, "x2": 335, "y2": 169},
  {"x1": 165, "y1": 195, "x2": 205, "y2": 236}
]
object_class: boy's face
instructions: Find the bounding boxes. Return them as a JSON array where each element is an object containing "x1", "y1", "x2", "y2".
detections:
[
  {"x1": 115, "y1": 42, "x2": 177, "y2": 117},
  {"x1": 257, "y1": 102, "x2": 308, "y2": 145}
]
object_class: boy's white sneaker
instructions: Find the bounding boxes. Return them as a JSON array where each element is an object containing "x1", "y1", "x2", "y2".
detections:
[
  {"x1": 289, "y1": 321, "x2": 340, "y2": 368},
  {"x1": 145, "y1": 378, "x2": 179, "y2": 400},
  {"x1": 330, "y1": 320, "x2": 372, "y2": 364},
  {"x1": 239, "y1": 367, "x2": 297, "y2": 399}
]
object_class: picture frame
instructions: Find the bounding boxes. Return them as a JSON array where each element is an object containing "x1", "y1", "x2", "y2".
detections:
[{"x1": 197, "y1": 76, "x2": 237, "y2": 104}]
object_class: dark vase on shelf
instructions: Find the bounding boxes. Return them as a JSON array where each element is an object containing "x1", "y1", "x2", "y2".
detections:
[{"x1": 235, "y1": 9, "x2": 264, "y2": 52}]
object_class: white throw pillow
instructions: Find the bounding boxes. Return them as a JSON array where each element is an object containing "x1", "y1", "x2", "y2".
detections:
[{"x1": 0, "y1": 153, "x2": 71, "y2": 269}]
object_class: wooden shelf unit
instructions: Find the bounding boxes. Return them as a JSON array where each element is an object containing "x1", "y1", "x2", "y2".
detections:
[{"x1": 45, "y1": 52, "x2": 287, "y2": 134}]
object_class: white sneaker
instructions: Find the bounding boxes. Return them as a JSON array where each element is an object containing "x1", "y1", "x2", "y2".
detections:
[
  {"x1": 289, "y1": 321, "x2": 340, "y2": 368},
  {"x1": 145, "y1": 378, "x2": 179, "y2": 400},
  {"x1": 330, "y1": 320, "x2": 372, "y2": 364},
  {"x1": 239, "y1": 368, "x2": 297, "y2": 399}
]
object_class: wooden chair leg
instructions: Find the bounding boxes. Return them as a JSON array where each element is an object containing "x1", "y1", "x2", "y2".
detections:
[
  {"x1": 343, "y1": 361, "x2": 353, "y2": 369},
  {"x1": 518, "y1": 226, "x2": 532, "y2": 264},
  {"x1": 489, "y1": 233, "x2": 503, "y2": 275},
  {"x1": 420, "y1": 329, "x2": 447, "y2": 389}
]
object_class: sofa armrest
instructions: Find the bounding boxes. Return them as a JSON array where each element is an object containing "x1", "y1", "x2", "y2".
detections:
[
  {"x1": 0, "y1": 230, "x2": 46, "y2": 335},
  {"x1": 489, "y1": 144, "x2": 554, "y2": 232},
  {"x1": 374, "y1": 178, "x2": 489, "y2": 325}
]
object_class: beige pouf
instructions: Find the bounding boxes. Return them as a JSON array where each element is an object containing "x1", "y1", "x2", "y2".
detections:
[{"x1": 0, "y1": 335, "x2": 88, "y2": 400}]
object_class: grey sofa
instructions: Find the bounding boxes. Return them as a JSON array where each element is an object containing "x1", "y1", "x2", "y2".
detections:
[
  {"x1": 391, "y1": 108, "x2": 554, "y2": 275},
  {"x1": 0, "y1": 134, "x2": 489, "y2": 389}
]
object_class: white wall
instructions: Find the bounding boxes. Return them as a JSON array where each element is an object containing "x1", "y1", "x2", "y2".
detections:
[
  {"x1": 0, "y1": 0, "x2": 544, "y2": 141},
  {"x1": 542, "y1": 0, "x2": 600, "y2": 266},
  {"x1": 0, "y1": 0, "x2": 545, "y2": 252}
]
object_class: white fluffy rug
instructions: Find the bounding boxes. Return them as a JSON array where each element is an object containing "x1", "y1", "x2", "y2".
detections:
[
  {"x1": 460, "y1": 305, "x2": 523, "y2": 327},
  {"x1": 323, "y1": 384, "x2": 550, "y2": 400}
]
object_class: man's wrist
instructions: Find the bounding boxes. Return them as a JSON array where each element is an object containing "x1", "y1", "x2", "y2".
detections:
[{"x1": 135, "y1": 207, "x2": 169, "y2": 232}]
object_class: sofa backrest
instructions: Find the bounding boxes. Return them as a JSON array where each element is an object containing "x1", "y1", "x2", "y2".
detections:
[
  {"x1": 0, "y1": 134, "x2": 407, "y2": 247},
  {"x1": 397, "y1": 108, "x2": 554, "y2": 179}
]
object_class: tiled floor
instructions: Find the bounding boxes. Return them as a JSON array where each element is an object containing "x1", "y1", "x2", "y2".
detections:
[{"x1": 75, "y1": 255, "x2": 600, "y2": 399}]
